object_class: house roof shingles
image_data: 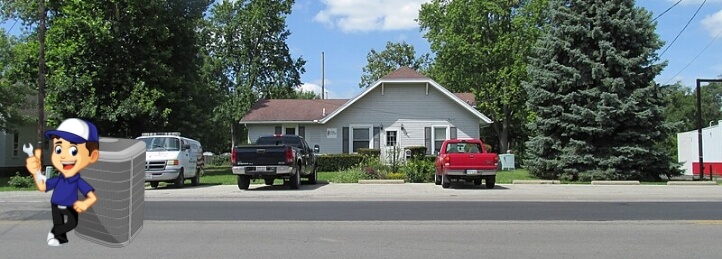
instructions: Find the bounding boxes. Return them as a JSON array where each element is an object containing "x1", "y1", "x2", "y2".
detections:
[
  {"x1": 380, "y1": 66, "x2": 428, "y2": 80},
  {"x1": 240, "y1": 99, "x2": 348, "y2": 122}
]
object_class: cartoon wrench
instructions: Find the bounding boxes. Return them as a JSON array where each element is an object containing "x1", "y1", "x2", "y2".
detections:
[{"x1": 23, "y1": 143, "x2": 47, "y2": 183}]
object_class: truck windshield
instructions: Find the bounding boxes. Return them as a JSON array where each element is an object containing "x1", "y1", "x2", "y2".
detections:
[
  {"x1": 139, "y1": 137, "x2": 181, "y2": 151},
  {"x1": 256, "y1": 136, "x2": 302, "y2": 147}
]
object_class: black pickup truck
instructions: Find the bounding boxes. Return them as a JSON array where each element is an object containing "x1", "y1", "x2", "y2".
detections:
[{"x1": 231, "y1": 135, "x2": 319, "y2": 190}]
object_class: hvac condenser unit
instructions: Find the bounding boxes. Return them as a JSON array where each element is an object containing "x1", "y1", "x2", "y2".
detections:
[{"x1": 75, "y1": 137, "x2": 145, "y2": 248}]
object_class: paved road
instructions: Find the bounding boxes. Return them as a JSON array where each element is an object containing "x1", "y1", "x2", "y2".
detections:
[{"x1": 1, "y1": 184, "x2": 721, "y2": 258}]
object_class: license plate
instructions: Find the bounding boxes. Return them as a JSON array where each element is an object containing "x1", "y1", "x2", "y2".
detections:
[
  {"x1": 466, "y1": 170, "x2": 478, "y2": 174},
  {"x1": 146, "y1": 173, "x2": 152, "y2": 179},
  {"x1": 256, "y1": 166, "x2": 267, "y2": 171}
]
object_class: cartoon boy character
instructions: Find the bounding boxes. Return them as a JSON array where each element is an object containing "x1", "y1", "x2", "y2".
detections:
[{"x1": 25, "y1": 118, "x2": 100, "y2": 247}]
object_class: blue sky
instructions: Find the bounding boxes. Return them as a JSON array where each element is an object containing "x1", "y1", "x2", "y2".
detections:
[{"x1": 3, "y1": 0, "x2": 722, "y2": 99}]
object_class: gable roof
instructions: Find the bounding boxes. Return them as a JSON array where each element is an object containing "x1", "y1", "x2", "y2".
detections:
[
  {"x1": 319, "y1": 67, "x2": 493, "y2": 125},
  {"x1": 240, "y1": 99, "x2": 347, "y2": 123},
  {"x1": 240, "y1": 67, "x2": 491, "y2": 125}
]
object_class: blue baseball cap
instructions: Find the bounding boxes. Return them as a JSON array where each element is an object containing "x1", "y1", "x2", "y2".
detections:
[{"x1": 44, "y1": 118, "x2": 99, "y2": 143}]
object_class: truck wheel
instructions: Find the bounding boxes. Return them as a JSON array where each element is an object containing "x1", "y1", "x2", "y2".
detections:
[
  {"x1": 434, "y1": 173, "x2": 441, "y2": 185},
  {"x1": 191, "y1": 169, "x2": 200, "y2": 186},
  {"x1": 264, "y1": 178, "x2": 275, "y2": 185},
  {"x1": 237, "y1": 175, "x2": 251, "y2": 190},
  {"x1": 289, "y1": 167, "x2": 301, "y2": 190},
  {"x1": 441, "y1": 174, "x2": 450, "y2": 189},
  {"x1": 473, "y1": 178, "x2": 482, "y2": 186},
  {"x1": 150, "y1": 182, "x2": 159, "y2": 188},
  {"x1": 307, "y1": 166, "x2": 317, "y2": 185},
  {"x1": 174, "y1": 170, "x2": 185, "y2": 188},
  {"x1": 485, "y1": 176, "x2": 496, "y2": 189}
]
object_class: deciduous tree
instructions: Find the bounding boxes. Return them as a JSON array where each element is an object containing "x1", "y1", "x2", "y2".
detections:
[{"x1": 359, "y1": 41, "x2": 431, "y2": 88}]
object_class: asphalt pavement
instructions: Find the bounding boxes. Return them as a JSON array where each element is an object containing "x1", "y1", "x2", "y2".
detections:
[{"x1": 2, "y1": 183, "x2": 722, "y2": 259}]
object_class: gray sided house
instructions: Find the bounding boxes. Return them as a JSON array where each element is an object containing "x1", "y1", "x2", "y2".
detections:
[
  {"x1": 1, "y1": 97, "x2": 52, "y2": 171},
  {"x1": 240, "y1": 67, "x2": 493, "y2": 161}
]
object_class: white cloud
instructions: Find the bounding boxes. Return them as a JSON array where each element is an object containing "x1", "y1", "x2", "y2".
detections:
[
  {"x1": 313, "y1": 0, "x2": 430, "y2": 33},
  {"x1": 701, "y1": 9, "x2": 722, "y2": 37},
  {"x1": 297, "y1": 81, "x2": 356, "y2": 99}
]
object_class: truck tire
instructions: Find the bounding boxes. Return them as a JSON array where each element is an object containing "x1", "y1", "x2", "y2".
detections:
[
  {"x1": 473, "y1": 178, "x2": 482, "y2": 186},
  {"x1": 434, "y1": 173, "x2": 441, "y2": 185},
  {"x1": 191, "y1": 169, "x2": 200, "y2": 186},
  {"x1": 441, "y1": 174, "x2": 450, "y2": 189},
  {"x1": 485, "y1": 176, "x2": 496, "y2": 189},
  {"x1": 174, "y1": 170, "x2": 185, "y2": 188},
  {"x1": 307, "y1": 166, "x2": 317, "y2": 185},
  {"x1": 264, "y1": 178, "x2": 275, "y2": 185},
  {"x1": 237, "y1": 175, "x2": 251, "y2": 190},
  {"x1": 289, "y1": 166, "x2": 301, "y2": 190}
]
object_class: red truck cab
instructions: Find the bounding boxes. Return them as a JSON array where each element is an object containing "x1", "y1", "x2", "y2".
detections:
[{"x1": 434, "y1": 138, "x2": 499, "y2": 189}]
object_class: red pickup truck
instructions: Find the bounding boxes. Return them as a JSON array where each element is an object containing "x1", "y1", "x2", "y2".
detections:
[{"x1": 434, "y1": 138, "x2": 499, "y2": 189}]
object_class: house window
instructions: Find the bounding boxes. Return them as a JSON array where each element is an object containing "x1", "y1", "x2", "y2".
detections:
[
  {"x1": 12, "y1": 131, "x2": 19, "y2": 157},
  {"x1": 350, "y1": 126, "x2": 372, "y2": 153},
  {"x1": 386, "y1": 130, "x2": 397, "y2": 147},
  {"x1": 285, "y1": 127, "x2": 296, "y2": 135},
  {"x1": 432, "y1": 126, "x2": 448, "y2": 154}
]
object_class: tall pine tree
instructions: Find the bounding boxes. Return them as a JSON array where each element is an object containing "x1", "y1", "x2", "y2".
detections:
[{"x1": 524, "y1": 0, "x2": 679, "y2": 181}]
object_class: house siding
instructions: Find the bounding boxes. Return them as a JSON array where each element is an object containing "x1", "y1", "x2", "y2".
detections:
[
  {"x1": 1, "y1": 124, "x2": 52, "y2": 168},
  {"x1": 244, "y1": 82, "x2": 483, "y2": 155}
]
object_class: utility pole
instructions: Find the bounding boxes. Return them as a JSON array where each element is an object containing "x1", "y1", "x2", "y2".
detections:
[
  {"x1": 37, "y1": 0, "x2": 47, "y2": 149},
  {"x1": 696, "y1": 79, "x2": 722, "y2": 181},
  {"x1": 321, "y1": 52, "x2": 325, "y2": 99}
]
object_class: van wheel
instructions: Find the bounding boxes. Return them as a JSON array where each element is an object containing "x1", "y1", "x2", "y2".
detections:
[
  {"x1": 150, "y1": 182, "x2": 159, "y2": 188},
  {"x1": 174, "y1": 170, "x2": 185, "y2": 188},
  {"x1": 237, "y1": 175, "x2": 250, "y2": 190},
  {"x1": 191, "y1": 169, "x2": 200, "y2": 186}
]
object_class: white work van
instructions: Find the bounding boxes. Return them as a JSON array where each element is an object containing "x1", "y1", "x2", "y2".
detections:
[{"x1": 137, "y1": 132, "x2": 203, "y2": 188}]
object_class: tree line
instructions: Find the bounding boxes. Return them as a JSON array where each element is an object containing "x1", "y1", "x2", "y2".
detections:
[{"x1": 1, "y1": 0, "x2": 719, "y2": 180}]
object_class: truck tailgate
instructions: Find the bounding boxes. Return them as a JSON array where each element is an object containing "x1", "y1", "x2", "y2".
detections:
[
  {"x1": 445, "y1": 153, "x2": 498, "y2": 170},
  {"x1": 234, "y1": 145, "x2": 288, "y2": 166}
]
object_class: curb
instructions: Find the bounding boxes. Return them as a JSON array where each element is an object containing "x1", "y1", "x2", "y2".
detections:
[
  {"x1": 666, "y1": 181, "x2": 719, "y2": 186},
  {"x1": 512, "y1": 180, "x2": 560, "y2": 184},
  {"x1": 591, "y1": 180, "x2": 640, "y2": 185},
  {"x1": 358, "y1": 180, "x2": 405, "y2": 184}
]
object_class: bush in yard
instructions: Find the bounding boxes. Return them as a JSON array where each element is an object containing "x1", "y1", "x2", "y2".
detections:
[
  {"x1": 402, "y1": 159, "x2": 434, "y2": 183},
  {"x1": 357, "y1": 155, "x2": 389, "y2": 179},
  {"x1": 386, "y1": 172, "x2": 406, "y2": 180},
  {"x1": 8, "y1": 172, "x2": 34, "y2": 188},
  {"x1": 316, "y1": 154, "x2": 364, "y2": 171},
  {"x1": 357, "y1": 148, "x2": 380, "y2": 157},
  {"x1": 405, "y1": 146, "x2": 427, "y2": 158},
  {"x1": 206, "y1": 155, "x2": 231, "y2": 167}
]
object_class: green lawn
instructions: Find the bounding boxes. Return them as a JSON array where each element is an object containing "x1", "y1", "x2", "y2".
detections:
[{"x1": 1, "y1": 167, "x2": 718, "y2": 191}]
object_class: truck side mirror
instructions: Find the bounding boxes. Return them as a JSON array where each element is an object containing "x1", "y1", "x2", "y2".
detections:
[{"x1": 313, "y1": 144, "x2": 320, "y2": 153}]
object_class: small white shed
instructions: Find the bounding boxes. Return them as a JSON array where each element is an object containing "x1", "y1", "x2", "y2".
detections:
[{"x1": 677, "y1": 120, "x2": 722, "y2": 176}]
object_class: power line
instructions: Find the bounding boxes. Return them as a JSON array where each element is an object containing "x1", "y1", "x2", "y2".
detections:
[
  {"x1": 8, "y1": 18, "x2": 19, "y2": 33},
  {"x1": 663, "y1": 28, "x2": 722, "y2": 85},
  {"x1": 659, "y1": 0, "x2": 707, "y2": 58},
  {"x1": 652, "y1": 0, "x2": 683, "y2": 22}
]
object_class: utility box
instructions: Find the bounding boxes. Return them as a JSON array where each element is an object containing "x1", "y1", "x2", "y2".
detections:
[
  {"x1": 75, "y1": 137, "x2": 145, "y2": 248},
  {"x1": 499, "y1": 154, "x2": 515, "y2": 171}
]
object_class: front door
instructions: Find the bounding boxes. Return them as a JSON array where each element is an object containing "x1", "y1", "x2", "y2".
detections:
[{"x1": 382, "y1": 129, "x2": 402, "y2": 164}]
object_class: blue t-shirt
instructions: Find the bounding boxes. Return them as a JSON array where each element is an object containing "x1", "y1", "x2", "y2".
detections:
[{"x1": 45, "y1": 173, "x2": 95, "y2": 206}]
